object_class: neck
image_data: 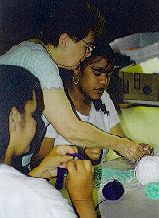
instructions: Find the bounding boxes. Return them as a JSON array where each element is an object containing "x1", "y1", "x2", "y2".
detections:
[
  {"x1": 4, "y1": 144, "x2": 15, "y2": 165},
  {"x1": 68, "y1": 84, "x2": 91, "y2": 115},
  {"x1": 45, "y1": 44, "x2": 70, "y2": 68},
  {"x1": 30, "y1": 39, "x2": 64, "y2": 67}
]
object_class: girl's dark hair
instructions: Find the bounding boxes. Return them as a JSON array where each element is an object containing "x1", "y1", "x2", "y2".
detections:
[
  {"x1": 0, "y1": 65, "x2": 44, "y2": 160},
  {"x1": 82, "y1": 39, "x2": 116, "y2": 69},
  {"x1": 79, "y1": 40, "x2": 117, "y2": 114},
  {"x1": 80, "y1": 39, "x2": 132, "y2": 112},
  {"x1": 59, "y1": 41, "x2": 117, "y2": 115},
  {"x1": 39, "y1": 0, "x2": 104, "y2": 46}
]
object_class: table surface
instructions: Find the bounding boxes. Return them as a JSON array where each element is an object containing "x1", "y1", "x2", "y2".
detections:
[
  {"x1": 96, "y1": 159, "x2": 159, "y2": 218},
  {"x1": 99, "y1": 185, "x2": 159, "y2": 218}
]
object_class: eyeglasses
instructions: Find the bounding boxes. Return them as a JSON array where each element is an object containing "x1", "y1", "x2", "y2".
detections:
[{"x1": 82, "y1": 39, "x2": 95, "y2": 53}]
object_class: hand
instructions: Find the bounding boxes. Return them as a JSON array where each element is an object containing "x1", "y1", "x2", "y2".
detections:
[
  {"x1": 65, "y1": 160, "x2": 93, "y2": 201},
  {"x1": 85, "y1": 147, "x2": 102, "y2": 160},
  {"x1": 138, "y1": 143, "x2": 154, "y2": 157},
  {"x1": 117, "y1": 138, "x2": 154, "y2": 162},
  {"x1": 29, "y1": 145, "x2": 77, "y2": 178}
]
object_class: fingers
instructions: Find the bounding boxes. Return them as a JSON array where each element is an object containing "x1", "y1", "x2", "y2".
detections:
[
  {"x1": 66, "y1": 160, "x2": 92, "y2": 174},
  {"x1": 66, "y1": 160, "x2": 77, "y2": 175},
  {"x1": 85, "y1": 148, "x2": 101, "y2": 160},
  {"x1": 127, "y1": 143, "x2": 154, "y2": 163},
  {"x1": 85, "y1": 148, "x2": 101, "y2": 154},
  {"x1": 56, "y1": 145, "x2": 78, "y2": 155},
  {"x1": 56, "y1": 155, "x2": 74, "y2": 166},
  {"x1": 120, "y1": 137, "x2": 155, "y2": 162},
  {"x1": 83, "y1": 160, "x2": 94, "y2": 174},
  {"x1": 49, "y1": 145, "x2": 78, "y2": 156},
  {"x1": 139, "y1": 143, "x2": 154, "y2": 155},
  {"x1": 65, "y1": 160, "x2": 93, "y2": 202}
]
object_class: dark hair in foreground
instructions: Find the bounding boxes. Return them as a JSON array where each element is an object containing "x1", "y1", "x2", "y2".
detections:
[
  {"x1": 40, "y1": 0, "x2": 104, "y2": 46},
  {"x1": 0, "y1": 65, "x2": 44, "y2": 160}
]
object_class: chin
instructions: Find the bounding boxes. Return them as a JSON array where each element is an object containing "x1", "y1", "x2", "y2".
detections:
[
  {"x1": 92, "y1": 94, "x2": 102, "y2": 100},
  {"x1": 71, "y1": 65, "x2": 79, "y2": 70}
]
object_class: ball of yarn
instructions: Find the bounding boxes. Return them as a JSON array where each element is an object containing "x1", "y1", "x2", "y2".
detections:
[
  {"x1": 55, "y1": 167, "x2": 68, "y2": 190},
  {"x1": 144, "y1": 182, "x2": 159, "y2": 200},
  {"x1": 102, "y1": 179, "x2": 125, "y2": 200},
  {"x1": 135, "y1": 156, "x2": 159, "y2": 185}
]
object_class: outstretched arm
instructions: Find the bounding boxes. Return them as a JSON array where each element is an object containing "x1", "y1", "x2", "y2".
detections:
[
  {"x1": 43, "y1": 88, "x2": 153, "y2": 162},
  {"x1": 110, "y1": 123, "x2": 126, "y2": 137}
]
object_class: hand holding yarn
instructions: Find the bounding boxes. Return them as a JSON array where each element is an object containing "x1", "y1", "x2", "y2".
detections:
[
  {"x1": 55, "y1": 152, "x2": 79, "y2": 190},
  {"x1": 139, "y1": 143, "x2": 154, "y2": 157},
  {"x1": 116, "y1": 138, "x2": 153, "y2": 163},
  {"x1": 65, "y1": 160, "x2": 94, "y2": 201},
  {"x1": 30, "y1": 145, "x2": 77, "y2": 179},
  {"x1": 85, "y1": 147, "x2": 102, "y2": 160}
]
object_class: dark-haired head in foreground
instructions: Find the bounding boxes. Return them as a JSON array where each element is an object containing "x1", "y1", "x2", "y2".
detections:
[{"x1": 0, "y1": 65, "x2": 44, "y2": 168}]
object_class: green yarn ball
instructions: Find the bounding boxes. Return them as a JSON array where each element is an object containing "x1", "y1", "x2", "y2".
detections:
[{"x1": 144, "y1": 183, "x2": 159, "y2": 200}]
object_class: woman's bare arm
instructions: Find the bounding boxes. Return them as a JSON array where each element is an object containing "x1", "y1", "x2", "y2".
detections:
[
  {"x1": 43, "y1": 88, "x2": 152, "y2": 162},
  {"x1": 110, "y1": 123, "x2": 126, "y2": 137},
  {"x1": 29, "y1": 145, "x2": 77, "y2": 178}
]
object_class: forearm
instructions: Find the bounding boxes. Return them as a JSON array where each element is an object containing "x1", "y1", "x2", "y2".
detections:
[
  {"x1": 110, "y1": 123, "x2": 126, "y2": 138},
  {"x1": 72, "y1": 199, "x2": 97, "y2": 218},
  {"x1": 30, "y1": 138, "x2": 54, "y2": 169},
  {"x1": 43, "y1": 89, "x2": 130, "y2": 153},
  {"x1": 65, "y1": 120, "x2": 124, "y2": 152},
  {"x1": 28, "y1": 161, "x2": 54, "y2": 178},
  {"x1": 28, "y1": 166, "x2": 48, "y2": 178},
  {"x1": 29, "y1": 145, "x2": 76, "y2": 178},
  {"x1": 28, "y1": 167, "x2": 43, "y2": 178}
]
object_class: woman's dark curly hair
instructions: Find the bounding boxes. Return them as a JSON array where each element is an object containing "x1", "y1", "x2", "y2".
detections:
[{"x1": 39, "y1": 0, "x2": 104, "y2": 46}]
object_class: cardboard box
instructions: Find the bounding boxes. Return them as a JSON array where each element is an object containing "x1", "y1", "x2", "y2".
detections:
[{"x1": 118, "y1": 71, "x2": 159, "y2": 105}]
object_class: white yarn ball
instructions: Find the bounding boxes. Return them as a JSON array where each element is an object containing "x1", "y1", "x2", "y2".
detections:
[{"x1": 135, "y1": 156, "x2": 159, "y2": 185}]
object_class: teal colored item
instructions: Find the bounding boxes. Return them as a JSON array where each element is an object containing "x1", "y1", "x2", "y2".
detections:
[
  {"x1": 144, "y1": 183, "x2": 159, "y2": 200},
  {"x1": 94, "y1": 167, "x2": 135, "y2": 189}
]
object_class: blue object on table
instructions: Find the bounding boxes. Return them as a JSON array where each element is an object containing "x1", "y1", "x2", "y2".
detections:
[{"x1": 102, "y1": 179, "x2": 125, "y2": 200}]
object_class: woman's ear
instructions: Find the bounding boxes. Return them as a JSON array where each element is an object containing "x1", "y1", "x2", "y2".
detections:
[
  {"x1": 58, "y1": 33, "x2": 70, "y2": 48},
  {"x1": 9, "y1": 107, "x2": 22, "y2": 132}
]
